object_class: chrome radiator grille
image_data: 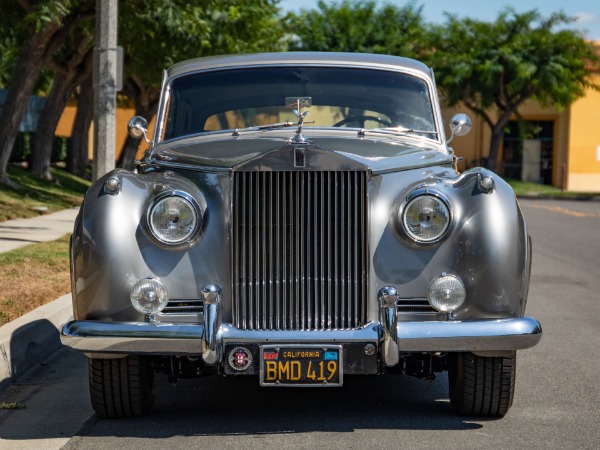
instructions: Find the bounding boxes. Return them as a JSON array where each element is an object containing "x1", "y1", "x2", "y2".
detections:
[{"x1": 233, "y1": 171, "x2": 368, "y2": 330}]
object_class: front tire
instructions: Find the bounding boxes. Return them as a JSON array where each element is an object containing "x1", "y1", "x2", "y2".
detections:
[
  {"x1": 448, "y1": 352, "x2": 516, "y2": 417},
  {"x1": 88, "y1": 355, "x2": 154, "y2": 419}
]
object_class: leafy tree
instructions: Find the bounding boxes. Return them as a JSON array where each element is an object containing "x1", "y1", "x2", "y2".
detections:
[
  {"x1": 285, "y1": 0, "x2": 425, "y2": 57},
  {"x1": 0, "y1": 0, "x2": 94, "y2": 187},
  {"x1": 428, "y1": 9, "x2": 600, "y2": 172},
  {"x1": 117, "y1": 0, "x2": 287, "y2": 169}
]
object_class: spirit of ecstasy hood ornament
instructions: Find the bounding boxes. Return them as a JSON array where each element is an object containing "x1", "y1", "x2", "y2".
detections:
[{"x1": 286, "y1": 96, "x2": 312, "y2": 143}]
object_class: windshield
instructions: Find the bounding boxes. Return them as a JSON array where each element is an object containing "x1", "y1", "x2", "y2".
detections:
[{"x1": 162, "y1": 66, "x2": 437, "y2": 141}]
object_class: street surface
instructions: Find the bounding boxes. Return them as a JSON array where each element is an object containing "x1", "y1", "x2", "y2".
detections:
[{"x1": 1, "y1": 198, "x2": 599, "y2": 449}]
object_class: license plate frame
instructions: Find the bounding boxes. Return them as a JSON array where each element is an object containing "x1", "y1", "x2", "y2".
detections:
[{"x1": 259, "y1": 344, "x2": 343, "y2": 387}]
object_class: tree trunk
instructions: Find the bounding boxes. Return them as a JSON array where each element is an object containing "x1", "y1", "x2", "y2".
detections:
[
  {"x1": 30, "y1": 46, "x2": 93, "y2": 180},
  {"x1": 118, "y1": 134, "x2": 145, "y2": 171},
  {"x1": 29, "y1": 73, "x2": 74, "y2": 179},
  {"x1": 487, "y1": 125, "x2": 504, "y2": 174},
  {"x1": 117, "y1": 87, "x2": 159, "y2": 170},
  {"x1": 67, "y1": 76, "x2": 93, "y2": 178},
  {"x1": 486, "y1": 107, "x2": 516, "y2": 174},
  {"x1": 0, "y1": 22, "x2": 61, "y2": 186}
]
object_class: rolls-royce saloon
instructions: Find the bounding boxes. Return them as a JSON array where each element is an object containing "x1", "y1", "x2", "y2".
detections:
[{"x1": 61, "y1": 52, "x2": 542, "y2": 418}]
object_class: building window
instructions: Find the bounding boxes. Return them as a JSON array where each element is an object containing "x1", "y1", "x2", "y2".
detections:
[{"x1": 503, "y1": 120, "x2": 554, "y2": 185}]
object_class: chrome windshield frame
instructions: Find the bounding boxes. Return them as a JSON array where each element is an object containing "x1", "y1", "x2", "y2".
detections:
[{"x1": 153, "y1": 61, "x2": 446, "y2": 153}]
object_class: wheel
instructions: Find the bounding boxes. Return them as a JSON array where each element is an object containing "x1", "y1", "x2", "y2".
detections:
[
  {"x1": 333, "y1": 114, "x2": 392, "y2": 128},
  {"x1": 88, "y1": 355, "x2": 154, "y2": 419},
  {"x1": 448, "y1": 352, "x2": 516, "y2": 417}
]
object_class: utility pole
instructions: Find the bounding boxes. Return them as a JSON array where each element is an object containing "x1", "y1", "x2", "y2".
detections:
[{"x1": 92, "y1": 0, "x2": 118, "y2": 181}]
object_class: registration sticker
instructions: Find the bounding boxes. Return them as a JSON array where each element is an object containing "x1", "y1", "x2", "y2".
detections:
[
  {"x1": 324, "y1": 352, "x2": 338, "y2": 361},
  {"x1": 260, "y1": 345, "x2": 343, "y2": 387}
]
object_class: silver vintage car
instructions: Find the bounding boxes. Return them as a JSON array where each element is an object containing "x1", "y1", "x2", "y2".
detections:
[{"x1": 61, "y1": 52, "x2": 542, "y2": 418}]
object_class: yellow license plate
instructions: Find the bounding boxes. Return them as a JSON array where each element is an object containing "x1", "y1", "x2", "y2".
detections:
[{"x1": 260, "y1": 345, "x2": 343, "y2": 386}]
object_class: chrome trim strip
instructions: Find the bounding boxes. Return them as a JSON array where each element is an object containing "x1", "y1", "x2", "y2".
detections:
[
  {"x1": 396, "y1": 317, "x2": 542, "y2": 352},
  {"x1": 60, "y1": 321, "x2": 203, "y2": 355},
  {"x1": 220, "y1": 322, "x2": 380, "y2": 343}
]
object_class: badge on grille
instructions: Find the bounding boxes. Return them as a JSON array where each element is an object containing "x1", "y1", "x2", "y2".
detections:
[
  {"x1": 294, "y1": 148, "x2": 306, "y2": 167},
  {"x1": 228, "y1": 346, "x2": 253, "y2": 371}
]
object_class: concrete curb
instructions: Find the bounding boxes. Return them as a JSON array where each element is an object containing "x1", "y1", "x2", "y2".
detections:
[{"x1": 0, "y1": 294, "x2": 73, "y2": 390}]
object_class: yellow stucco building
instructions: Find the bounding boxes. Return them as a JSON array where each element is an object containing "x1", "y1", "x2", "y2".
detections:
[{"x1": 446, "y1": 74, "x2": 600, "y2": 192}]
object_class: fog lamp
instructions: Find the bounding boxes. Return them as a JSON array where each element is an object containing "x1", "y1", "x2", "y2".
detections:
[
  {"x1": 130, "y1": 278, "x2": 169, "y2": 314},
  {"x1": 427, "y1": 274, "x2": 466, "y2": 313}
]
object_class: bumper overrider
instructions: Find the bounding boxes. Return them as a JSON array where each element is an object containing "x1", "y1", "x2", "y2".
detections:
[{"x1": 61, "y1": 285, "x2": 542, "y2": 368}]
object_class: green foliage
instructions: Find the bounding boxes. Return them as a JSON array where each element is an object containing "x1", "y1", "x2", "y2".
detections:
[
  {"x1": 0, "y1": 1, "x2": 93, "y2": 91},
  {"x1": 0, "y1": 34, "x2": 21, "y2": 88},
  {"x1": 426, "y1": 8, "x2": 599, "y2": 171},
  {"x1": 428, "y1": 8, "x2": 600, "y2": 114},
  {"x1": 120, "y1": 0, "x2": 287, "y2": 89},
  {"x1": 0, "y1": 1, "x2": 28, "y2": 88},
  {"x1": 286, "y1": 0, "x2": 425, "y2": 57}
]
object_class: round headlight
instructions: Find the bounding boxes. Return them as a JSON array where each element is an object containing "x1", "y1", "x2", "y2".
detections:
[
  {"x1": 401, "y1": 194, "x2": 450, "y2": 243},
  {"x1": 148, "y1": 193, "x2": 200, "y2": 245},
  {"x1": 428, "y1": 274, "x2": 466, "y2": 313},
  {"x1": 130, "y1": 278, "x2": 169, "y2": 314}
]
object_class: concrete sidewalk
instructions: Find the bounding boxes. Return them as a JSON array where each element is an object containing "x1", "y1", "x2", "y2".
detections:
[
  {"x1": 0, "y1": 208, "x2": 79, "y2": 390},
  {"x1": 0, "y1": 207, "x2": 79, "y2": 252}
]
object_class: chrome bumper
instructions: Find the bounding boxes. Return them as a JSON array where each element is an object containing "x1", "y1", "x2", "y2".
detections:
[
  {"x1": 62, "y1": 284, "x2": 542, "y2": 365},
  {"x1": 62, "y1": 312, "x2": 541, "y2": 368},
  {"x1": 60, "y1": 318, "x2": 541, "y2": 356}
]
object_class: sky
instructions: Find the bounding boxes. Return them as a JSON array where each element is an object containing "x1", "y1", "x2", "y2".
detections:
[{"x1": 279, "y1": 0, "x2": 600, "y2": 40}]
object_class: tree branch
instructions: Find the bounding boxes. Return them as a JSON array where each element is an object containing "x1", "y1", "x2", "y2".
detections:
[
  {"x1": 496, "y1": 71, "x2": 507, "y2": 109},
  {"x1": 463, "y1": 98, "x2": 494, "y2": 128},
  {"x1": 42, "y1": 9, "x2": 95, "y2": 61}
]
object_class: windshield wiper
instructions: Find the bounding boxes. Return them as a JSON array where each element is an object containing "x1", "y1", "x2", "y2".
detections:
[
  {"x1": 232, "y1": 121, "x2": 295, "y2": 136},
  {"x1": 363, "y1": 127, "x2": 439, "y2": 137}
]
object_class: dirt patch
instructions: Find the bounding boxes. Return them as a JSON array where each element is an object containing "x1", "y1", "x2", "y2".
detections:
[{"x1": 0, "y1": 236, "x2": 70, "y2": 326}]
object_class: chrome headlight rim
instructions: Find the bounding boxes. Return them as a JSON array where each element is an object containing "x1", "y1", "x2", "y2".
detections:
[
  {"x1": 146, "y1": 190, "x2": 203, "y2": 246},
  {"x1": 398, "y1": 189, "x2": 452, "y2": 244}
]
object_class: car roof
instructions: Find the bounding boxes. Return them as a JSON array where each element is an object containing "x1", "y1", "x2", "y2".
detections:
[{"x1": 166, "y1": 52, "x2": 432, "y2": 79}]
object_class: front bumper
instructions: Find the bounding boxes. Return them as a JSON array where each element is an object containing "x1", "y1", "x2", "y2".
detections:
[
  {"x1": 62, "y1": 286, "x2": 542, "y2": 366},
  {"x1": 61, "y1": 316, "x2": 542, "y2": 366}
]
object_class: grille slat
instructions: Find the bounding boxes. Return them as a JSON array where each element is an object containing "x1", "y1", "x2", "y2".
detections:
[
  {"x1": 396, "y1": 299, "x2": 437, "y2": 314},
  {"x1": 233, "y1": 170, "x2": 368, "y2": 331},
  {"x1": 161, "y1": 299, "x2": 204, "y2": 315}
]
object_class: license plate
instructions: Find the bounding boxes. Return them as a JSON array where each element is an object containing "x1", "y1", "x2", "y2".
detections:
[{"x1": 260, "y1": 345, "x2": 343, "y2": 387}]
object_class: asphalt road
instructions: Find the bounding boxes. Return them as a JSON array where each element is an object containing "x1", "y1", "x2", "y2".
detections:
[{"x1": 1, "y1": 198, "x2": 599, "y2": 449}]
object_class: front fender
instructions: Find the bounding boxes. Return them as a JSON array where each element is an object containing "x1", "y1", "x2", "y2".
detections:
[
  {"x1": 71, "y1": 168, "x2": 231, "y2": 322},
  {"x1": 370, "y1": 167, "x2": 531, "y2": 320}
]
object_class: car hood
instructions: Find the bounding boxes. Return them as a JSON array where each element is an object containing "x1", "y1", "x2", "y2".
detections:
[{"x1": 150, "y1": 131, "x2": 452, "y2": 174}]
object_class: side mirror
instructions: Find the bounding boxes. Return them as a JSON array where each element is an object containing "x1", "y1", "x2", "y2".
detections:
[
  {"x1": 447, "y1": 113, "x2": 472, "y2": 144},
  {"x1": 128, "y1": 116, "x2": 150, "y2": 143}
]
